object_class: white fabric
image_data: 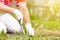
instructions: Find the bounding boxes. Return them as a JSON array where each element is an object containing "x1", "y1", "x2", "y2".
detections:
[
  {"x1": 0, "y1": 13, "x2": 23, "y2": 33},
  {"x1": 26, "y1": 23, "x2": 34, "y2": 36}
]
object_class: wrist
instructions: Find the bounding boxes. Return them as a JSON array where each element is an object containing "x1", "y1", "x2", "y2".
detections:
[
  {"x1": 13, "y1": 9, "x2": 20, "y2": 14},
  {"x1": 13, "y1": 9, "x2": 23, "y2": 20},
  {"x1": 26, "y1": 23, "x2": 32, "y2": 29},
  {"x1": 13, "y1": 9, "x2": 22, "y2": 15}
]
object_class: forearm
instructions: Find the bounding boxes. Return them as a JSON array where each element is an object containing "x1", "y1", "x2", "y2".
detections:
[
  {"x1": 17, "y1": 4, "x2": 34, "y2": 36},
  {"x1": 18, "y1": 5, "x2": 31, "y2": 23},
  {"x1": 0, "y1": 4, "x2": 15, "y2": 13}
]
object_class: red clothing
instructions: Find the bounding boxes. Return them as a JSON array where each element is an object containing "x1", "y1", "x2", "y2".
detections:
[{"x1": 0, "y1": 0, "x2": 26, "y2": 6}]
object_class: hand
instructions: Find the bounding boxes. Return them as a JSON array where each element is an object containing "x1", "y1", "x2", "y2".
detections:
[
  {"x1": 13, "y1": 9, "x2": 23, "y2": 20},
  {"x1": 26, "y1": 23, "x2": 34, "y2": 36}
]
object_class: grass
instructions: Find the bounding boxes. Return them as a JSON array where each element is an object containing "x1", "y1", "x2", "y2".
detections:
[
  {"x1": 1, "y1": 4, "x2": 60, "y2": 40},
  {"x1": 0, "y1": 13, "x2": 60, "y2": 40}
]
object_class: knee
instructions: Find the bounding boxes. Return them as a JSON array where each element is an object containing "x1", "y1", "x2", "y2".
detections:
[
  {"x1": 0, "y1": 21, "x2": 7, "y2": 33},
  {"x1": 13, "y1": 27, "x2": 23, "y2": 33}
]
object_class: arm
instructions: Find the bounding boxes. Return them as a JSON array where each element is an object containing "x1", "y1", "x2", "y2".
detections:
[
  {"x1": 0, "y1": 4, "x2": 23, "y2": 20},
  {"x1": 17, "y1": 3, "x2": 34, "y2": 36},
  {"x1": 0, "y1": 4, "x2": 15, "y2": 13},
  {"x1": 17, "y1": 3, "x2": 30, "y2": 23}
]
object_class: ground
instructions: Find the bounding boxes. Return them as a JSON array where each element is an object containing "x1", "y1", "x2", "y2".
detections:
[{"x1": 0, "y1": 13, "x2": 60, "y2": 40}]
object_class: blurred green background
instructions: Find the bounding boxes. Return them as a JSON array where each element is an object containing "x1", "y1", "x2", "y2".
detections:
[{"x1": 27, "y1": 0, "x2": 60, "y2": 30}]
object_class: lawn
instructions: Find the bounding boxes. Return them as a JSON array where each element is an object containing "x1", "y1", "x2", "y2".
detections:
[{"x1": 0, "y1": 13, "x2": 60, "y2": 40}]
